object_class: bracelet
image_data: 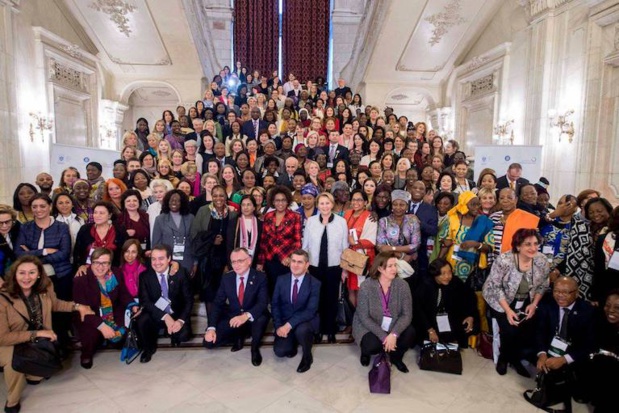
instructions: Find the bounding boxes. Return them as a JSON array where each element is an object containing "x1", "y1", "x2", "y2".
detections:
[
  {"x1": 477, "y1": 242, "x2": 483, "y2": 251},
  {"x1": 73, "y1": 302, "x2": 80, "y2": 311}
]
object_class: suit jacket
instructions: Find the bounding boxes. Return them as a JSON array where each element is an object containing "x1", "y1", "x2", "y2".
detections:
[
  {"x1": 16, "y1": 220, "x2": 73, "y2": 278},
  {"x1": 214, "y1": 156, "x2": 237, "y2": 169},
  {"x1": 496, "y1": 175, "x2": 530, "y2": 197},
  {"x1": 138, "y1": 267, "x2": 193, "y2": 323},
  {"x1": 321, "y1": 144, "x2": 349, "y2": 164},
  {"x1": 241, "y1": 119, "x2": 268, "y2": 141},
  {"x1": 272, "y1": 273, "x2": 321, "y2": 330},
  {"x1": 152, "y1": 213, "x2": 195, "y2": 271},
  {"x1": 535, "y1": 298, "x2": 596, "y2": 363},
  {"x1": 208, "y1": 269, "x2": 269, "y2": 328},
  {"x1": 409, "y1": 202, "x2": 438, "y2": 270},
  {"x1": 276, "y1": 173, "x2": 295, "y2": 189},
  {"x1": 73, "y1": 268, "x2": 133, "y2": 330},
  {"x1": 73, "y1": 223, "x2": 128, "y2": 268}
]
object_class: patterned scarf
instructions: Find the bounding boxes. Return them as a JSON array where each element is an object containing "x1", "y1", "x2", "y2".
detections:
[
  {"x1": 98, "y1": 272, "x2": 126, "y2": 342},
  {"x1": 89, "y1": 224, "x2": 117, "y2": 252},
  {"x1": 211, "y1": 205, "x2": 229, "y2": 220}
]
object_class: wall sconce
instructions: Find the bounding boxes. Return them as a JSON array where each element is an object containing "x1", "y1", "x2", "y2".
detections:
[
  {"x1": 29, "y1": 112, "x2": 54, "y2": 142},
  {"x1": 493, "y1": 119, "x2": 514, "y2": 145},
  {"x1": 99, "y1": 123, "x2": 117, "y2": 149},
  {"x1": 548, "y1": 109, "x2": 575, "y2": 143}
]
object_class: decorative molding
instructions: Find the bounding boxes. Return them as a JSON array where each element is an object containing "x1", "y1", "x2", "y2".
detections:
[
  {"x1": 518, "y1": 0, "x2": 573, "y2": 17},
  {"x1": 151, "y1": 90, "x2": 172, "y2": 97},
  {"x1": 469, "y1": 74, "x2": 495, "y2": 97},
  {"x1": 89, "y1": 0, "x2": 137, "y2": 37},
  {"x1": 615, "y1": 24, "x2": 619, "y2": 51},
  {"x1": 48, "y1": 58, "x2": 89, "y2": 93},
  {"x1": 61, "y1": 44, "x2": 83, "y2": 59},
  {"x1": 390, "y1": 94, "x2": 409, "y2": 101},
  {"x1": 425, "y1": 0, "x2": 467, "y2": 46},
  {"x1": 467, "y1": 55, "x2": 489, "y2": 70}
]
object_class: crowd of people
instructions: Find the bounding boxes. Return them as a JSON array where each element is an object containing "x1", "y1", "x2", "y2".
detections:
[{"x1": 0, "y1": 65, "x2": 618, "y2": 413}]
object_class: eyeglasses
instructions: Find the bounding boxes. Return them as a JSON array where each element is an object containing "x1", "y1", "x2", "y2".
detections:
[
  {"x1": 231, "y1": 258, "x2": 249, "y2": 265},
  {"x1": 553, "y1": 289, "x2": 577, "y2": 296},
  {"x1": 0, "y1": 220, "x2": 14, "y2": 227},
  {"x1": 91, "y1": 261, "x2": 111, "y2": 267}
]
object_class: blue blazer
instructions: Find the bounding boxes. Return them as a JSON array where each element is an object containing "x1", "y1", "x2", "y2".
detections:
[
  {"x1": 535, "y1": 298, "x2": 596, "y2": 363},
  {"x1": 208, "y1": 269, "x2": 269, "y2": 328},
  {"x1": 272, "y1": 272, "x2": 321, "y2": 330},
  {"x1": 15, "y1": 220, "x2": 72, "y2": 277}
]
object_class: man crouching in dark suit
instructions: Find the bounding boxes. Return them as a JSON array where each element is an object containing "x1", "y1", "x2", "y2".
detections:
[
  {"x1": 272, "y1": 249, "x2": 321, "y2": 373},
  {"x1": 136, "y1": 244, "x2": 193, "y2": 363},
  {"x1": 524, "y1": 276, "x2": 595, "y2": 411},
  {"x1": 203, "y1": 248, "x2": 269, "y2": 366}
]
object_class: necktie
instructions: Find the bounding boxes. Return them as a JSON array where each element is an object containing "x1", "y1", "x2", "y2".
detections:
[
  {"x1": 412, "y1": 203, "x2": 418, "y2": 214},
  {"x1": 509, "y1": 181, "x2": 515, "y2": 190},
  {"x1": 330, "y1": 144, "x2": 336, "y2": 160},
  {"x1": 254, "y1": 120, "x2": 259, "y2": 137},
  {"x1": 159, "y1": 273, "x2": 168, "y2": 300},
  {"x1": 292, "y1": 279, "x2": 299, "y2": 304},
  {"x1": 559, "y1": 308, "x2": 570, "y2": 339},
  {"x1": 238, "y1": 276, "x2": 245, "y2": 304}
]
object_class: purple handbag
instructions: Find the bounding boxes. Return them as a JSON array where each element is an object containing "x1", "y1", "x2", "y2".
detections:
[{"x1": 368, "y1": 352, "x2": 391, "y2": 394}]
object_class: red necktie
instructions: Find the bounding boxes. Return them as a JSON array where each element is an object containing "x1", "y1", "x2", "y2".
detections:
[
  {"x1": 292, "y1": 279, "x2": 299, "y2": 304},
  {"x1": 238, "y1": 276, "x2": 245, "y2": 304}
]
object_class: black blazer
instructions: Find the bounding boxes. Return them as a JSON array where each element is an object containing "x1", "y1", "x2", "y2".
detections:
[
  {"x1": 535, "y1": 298, "x2": 596, "y2": 363},
  {"x1": 138, "y1": 267, "x2": 193, "y2": 323},
  {"x1": 241, "y1": 119, "x2": 268, "y2": 141},
  {"x1": 409, "y1": 202, "x2": 438, "y2": 271},
  {"x1": 73, "y1": 223, "x2": 128, "y2": 268},
  {"x1": 321, "y1": 144, "x2": 349, "y2": 163},
  {"x1": 276, "y1": 173, "x2": 294, "y2": 189},
  {"x1": 272, "y1": 273, "x2": 321, "y2": 330},
  {"x1": 496, "y1": 175, "x2": 530, "y2": 197},
  {"x1": 233, "y1": 219, "x2": 263, "y2": 268},
  {"x1": 208, "y1": 269, "x2": 269, "y2": 329},
  {"x1": 0, "y1": 221, "x2": 20, "y2": 277}
]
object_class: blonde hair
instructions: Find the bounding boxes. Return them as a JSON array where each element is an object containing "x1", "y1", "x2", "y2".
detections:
[
  {"x1": 0, "y1": 204, "x2": 17, "y2": 220},
  {"x1": 157, "y1": 140, "x2": 172, "y2": 160},
  {"x1": 180, "y1": 161, "x2": 197, "y2": 176},
  {"x1": 477, "y1": 187, "x2": 497, "y2": 200},
  {"x1": 122, "y1": 131, "x2": 138, "y2": 147},
  {"x1": 316, "y1": 192, "x2": 335, "y2": 206}
]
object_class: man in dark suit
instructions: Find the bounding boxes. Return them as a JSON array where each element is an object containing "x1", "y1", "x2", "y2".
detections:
[
  {"x1": 135, "y1": 244, "x2": 193, "y2": 363},
  {"x1": 276, "y1": 156, "x2": 300, "y2": 189},
  {"x1": 322, "y1": 130, "x2": 349, "y2": 168},
  {"x1": 496, "y1": 163, "x2": 530, "y2": 197},
  {"x1": 204, "y1": 248, "x2": 270, "y2": 366},
  {"x1": 525, "y1": 276, "x2": 596, "y2": 411},
  {"x1": 272, "y1": 249, "x2": 321, "y2": 373},
  {"x1": 408, "y1": 180, "x2": 438, "y2": 278},
  {"x1": 241, "y1": 107, "x2": 267, "y2": 141},
  {"x1": 213, "y1": 141, "x2": 236, "y2": 169}
]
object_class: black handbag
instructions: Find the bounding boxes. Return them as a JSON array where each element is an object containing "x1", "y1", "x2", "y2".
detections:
[
  {"x1": 465, "y1": 262, "x2": 489, "y2": 292},
  {"x1": 523, "y1": 369, "x2": 573, "y2": 409},
  {"x1": 0, "y1": 294, "x2": 62, "y2": 377},
  {"x1": 335, "y1": 283, "x2": 354, "y2": 332},
  {"x1": 418, "y1": 342, "x2": 463, "y2": 375},
  {"x1": 120, "y1": 316, "x2": 141, "y2": 364}
]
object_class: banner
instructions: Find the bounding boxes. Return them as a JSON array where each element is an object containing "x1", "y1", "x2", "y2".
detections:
[
  {"x1": 50, "y1": 144, "x2": 120, "y2": 183},
  {"x1": 473, "y1": 145, "x2": 543, "y2": 183}
]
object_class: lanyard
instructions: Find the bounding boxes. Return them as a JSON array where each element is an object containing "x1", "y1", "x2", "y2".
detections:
[{"x1": 380, "y1": 287, "x2": 391, "y2": 317}]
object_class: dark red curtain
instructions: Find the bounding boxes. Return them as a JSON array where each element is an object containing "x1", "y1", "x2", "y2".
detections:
[
  {"x1": 234, "y1": 0, "x2": 279, "y2": 76},
  {"x1": 282, "y1": 0, "x2": 330, "y2": 83}
]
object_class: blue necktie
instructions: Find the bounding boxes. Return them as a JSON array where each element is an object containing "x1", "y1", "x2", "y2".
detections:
[{"x1": 159, "y1": 273, "x2": 169, "y2": 299}]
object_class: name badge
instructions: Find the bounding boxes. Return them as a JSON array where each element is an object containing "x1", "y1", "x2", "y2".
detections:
[
  {"x1": 327, "y1": 162, "x2": 334, "y2": 168},
  {"x1": 173, "y1": 236, "x2": 186, "y2": 260},
  {"x1": 141, "y1": 242, "x2": 147, "y2": 250},
  {"x1": 542, "y1": 245, "x2": 554, "y2": 255},
  {"x1": 609, "y1": 251, "x2": 619, "y2": 271},
  {"x1": 155, "y1": 296, "x2": 173, "y2": 314},
  {"x1": 381, "y1": 316, "x2": 392, "y2": 332},
  {"x1": 515, "y1": 300, "x2": 525, "y2": 310},
  {"x1": 548, "y1": 336, "x2": 569, "y2": 357},
  {"x1": 86, "y1": 248, "x2": 94, "y2": 264},
  {"x1": 452, "y1": 245, "x2": 462, "y2": 261},
  {"x1": 436, "y1": 313, "x2": 451, "y2": 333},
  {"x1": 426, "y1": 239, "x2": 435, "y2": 256}
]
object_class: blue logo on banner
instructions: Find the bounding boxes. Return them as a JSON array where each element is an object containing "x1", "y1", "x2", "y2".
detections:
[
  {"x1": 59, "y1": 156, "x2": 64, "y2": 162},
  {"x1": 83, "y1": 157, "x2": 90, "y2": 162},
  {"x1": 531, "y1": 157, "x2": 536, "y2": 162},
  {"x1": 505, "y1": 156, "x2": 511, "y2": 161}
]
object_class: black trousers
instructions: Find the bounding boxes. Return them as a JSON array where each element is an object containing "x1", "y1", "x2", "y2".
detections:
[
  {"x1": 273, "y1": 321, "x2": 315, "y2": 360},
  {"x1": 310, "y1": 265, "x2": 341, "y2": 335},
  {"x1": 135, "y1": 313, "x2": 192, "y2": 354},
  {"x1": 265, "y1": 259, "x2": 289, "y2": 297},
  {"x1": 360, "y1": 324, "x2": 416, "y2": 363},
  {"x1": 203, "y1": 313, "x2": 269, "y2": 349},
  {"x1": 490, "y1": 306, "x2": 536, "y2": 364},
  {"x1": 51, "y1": 275, "x2": 73, "y2": 349}
]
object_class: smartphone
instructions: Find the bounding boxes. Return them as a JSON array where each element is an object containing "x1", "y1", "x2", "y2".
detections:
[{"x1": 516, "y1": 311, "x2": 527, "y2": 323}]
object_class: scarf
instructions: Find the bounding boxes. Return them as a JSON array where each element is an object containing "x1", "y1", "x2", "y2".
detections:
[
  {"x1": 89, "y1": 224, "x2": 117, "y2": 252},
  {"x1": 122, "y1": 260, "x2": 146, "y2": 298},
  {"x1": 239, "y1": 216, "x2": 258, "y2": 256},
  {"x1": 211, "y1": 205, "x2": 229, "y2": 220},
  {"x1": 501, "y1": 209, "x2": 539, "y2": 253},
  {"x1": 97, "y1": 272, "x2": 126, "y2": 342}
]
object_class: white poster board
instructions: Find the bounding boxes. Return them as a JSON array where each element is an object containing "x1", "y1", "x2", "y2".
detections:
[
  {"x1": 50, "y1": 144, "x2": 120, "y2": 183},
  {"x1": 473, "y1": 145, "x2": 543, "y2": 183}
]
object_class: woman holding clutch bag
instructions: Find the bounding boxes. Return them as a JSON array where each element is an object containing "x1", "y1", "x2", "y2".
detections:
[{"x1": 343, "y1": 189, "x2": 377, "y2": 307}]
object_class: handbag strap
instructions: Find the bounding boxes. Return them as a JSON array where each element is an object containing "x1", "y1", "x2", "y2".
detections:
[{"x1": 0, "y1": 293, "x2": 36, "y2": 329}]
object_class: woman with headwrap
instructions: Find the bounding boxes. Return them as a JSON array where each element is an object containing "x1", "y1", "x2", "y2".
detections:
[
  {"x1": 437, "y1": 190, "x2": 494, "y2": 282},
  {"x1": 297, "y1": 183, "x2": 319, "y2": 232}
]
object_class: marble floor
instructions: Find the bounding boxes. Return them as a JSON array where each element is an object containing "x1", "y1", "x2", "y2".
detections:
[{"x1": 0, "y1": 344, "x2": 593, "y2": 413}]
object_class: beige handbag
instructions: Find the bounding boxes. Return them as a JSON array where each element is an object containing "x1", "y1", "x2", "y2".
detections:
[{"x1": 340, "y1": 248, "x2": 369, "y2": 274}]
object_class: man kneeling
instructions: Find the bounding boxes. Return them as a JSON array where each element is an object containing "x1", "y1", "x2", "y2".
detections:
[
  {"x1": 204, "y1": 248, "x2": 269, "y2": 366},
  {"x1": 272, "y1": 249, "x2": 321, "y2": 373}
]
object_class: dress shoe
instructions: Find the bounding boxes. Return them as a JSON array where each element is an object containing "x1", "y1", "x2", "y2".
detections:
[
  {"x1": 360, "y1": 354, "x2": 370, "y2": 366},
  {"x1": 251, "y1": 349, "x2": 263, "y2": 367},
  {"x1": 231, "y1": 339, "x2": 244, "y2": 352},
  {"x1": 140, "y1": 352, "x2": 152, "y2": 363},
  {"x1": 297, "y1": 356, "x2": 313, "y2": 373},
  {"x1": 327, "y1": 334, "x2": 336, "y2": 344},
  {"x1": 4, "y1": 402, "x2": 20, "y2": 413},
  {"x1": 572, "y1": 396, "x2": 589, "y2": 404},
  {"x1": 286, "y1": 349, "x2": 298, "y2": 358},
  {"x1": 511, "y1": 361, "x2": 530, "y2": 378},
  {"x1": 80, "y1": 358, "x2": 93, "y2": 370},
  {"x1": 496, "y1": 359, "x2": 508, "y2": 375},
  {"x1": 392, "y1": 360, "x2": 409, "y2": 373},
  {"x1": 313, "y1": 334, "x2": 323, "y2": 344},
  {"x1": 26, "y1": 379, "x2": 43, "y2": 385}
]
